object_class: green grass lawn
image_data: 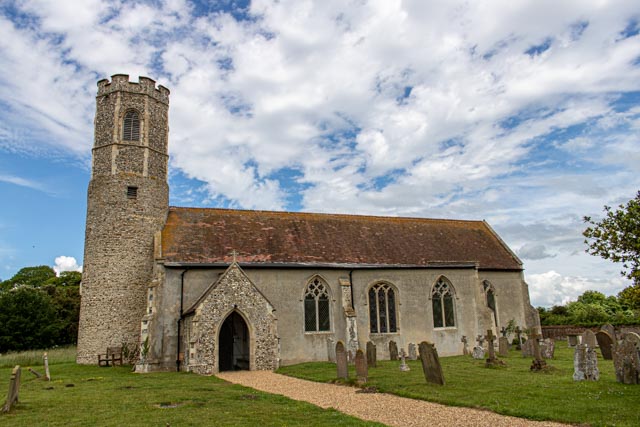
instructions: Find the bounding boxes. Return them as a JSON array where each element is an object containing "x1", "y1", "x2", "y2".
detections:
[
  {"x1": 277, "y1": 345, "x2": 640, "y2": 427},
  {"x1": 0, "y1": 349, "x2": 381, "y2": 427}
]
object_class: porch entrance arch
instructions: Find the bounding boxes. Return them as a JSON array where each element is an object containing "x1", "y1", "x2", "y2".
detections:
[{"x1": 218, "y1": 311, "x2": 250, "y2": 371}]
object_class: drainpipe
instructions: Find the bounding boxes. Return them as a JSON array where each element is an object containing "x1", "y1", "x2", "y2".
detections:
[
  {"x1": 349, "y1": 270, "x2": 355, "y2": 311},
  {"x1": 176, "y1": 269, "x2": 188, "y2": 372}
]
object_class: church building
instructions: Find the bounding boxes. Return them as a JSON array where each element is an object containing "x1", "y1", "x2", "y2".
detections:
[{"x1": 76, "y1": 75, "x2": 539, "y2": 374}]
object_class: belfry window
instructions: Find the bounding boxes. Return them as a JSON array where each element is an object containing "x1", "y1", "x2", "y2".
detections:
[
  {"x1": 127, "y1": 186, "x2": 138, "y2": 199},
  {"x1": 369, "y1": 282, "x2": 397, "y2": 333},
  {"x1": 304, "y1": 277, "x2": 330, "y2": 332},
  {"x1": 123, "y1": 110, "x2": 140, "y2": 141},
  {"x1": 432, "y1": 277, "x2": 456, "y2": 328}
]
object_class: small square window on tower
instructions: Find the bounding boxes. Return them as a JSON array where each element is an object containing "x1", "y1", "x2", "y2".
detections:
[{"x1": 127, "y1": 186, "x2": 138, "y2": 199}]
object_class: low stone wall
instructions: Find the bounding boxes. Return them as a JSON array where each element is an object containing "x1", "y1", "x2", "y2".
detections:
[{"x1": 542, "y1": 325, "x2": 640, "y2": 340}]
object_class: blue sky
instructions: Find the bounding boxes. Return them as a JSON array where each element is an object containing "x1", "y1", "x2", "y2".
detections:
[{"x1": 0, "y1": 0, "x2": 639, "y2": 307}]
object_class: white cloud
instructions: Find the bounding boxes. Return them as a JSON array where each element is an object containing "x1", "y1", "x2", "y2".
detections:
[{"x1": 53, "y1": 256, "x2": 82, "y2": 276}]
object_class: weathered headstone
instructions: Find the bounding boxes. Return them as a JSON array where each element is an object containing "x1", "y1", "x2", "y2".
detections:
[
  {"x1": 582, "y1": 329, "x2": 597, "y2": 348},
  {"x1": 595, "y1": 331, "x2": 614, "y2": 360},
  {"x1": 515, "y1": 326, "x2": 523, "y2": 350},
  {"x1": 613, "y1": 333, "x2": 640, "y2": 384},
  {"x1": 389, "y1": 340, "x2": 399, "y2": 361},
  {"x1": 521, "y1": 338, "x2": 534, "y2": 357},
  {"x1": 476, "y1": 335, "x2": 485, "y2": 348},
  {"x1": 408, "y1": 343, "x2": 417, "y2": 360},
  {"x1": 418, "y1": 341, "x2": 445, "y2": 385},
  {"x1": 327, "y1": 337, "x2": 336, "y2": 363},
  {"x1": 498, "y1": 337, "x2": 509, "y2": 357},
  {"x1": 336, "y1": 341, "x2": 348, "y2": 379},
  {"x1": 355, "y1": 349, "x2": 368, "y2": 383},
  {"x1": 1, "y1": 365, "x2": 21, "y2": 413},
  {"x1": 461, "y1": 336, "x2": 469, "y2": 356},
  {"x1": 573, "y1": 344, "x2": 599, "y2": 381},
  {"x1": 472, "y1": 346, "x2": 485, "y2": 359},
  {"x1": 399, "y1": 349, "x2": 410, "y2": 372},
  {"x1": 540, "y1": 338, "x2": 555, "y2": 359},
  {"x1": 567, "y1": 333, "x2": 580, "y2": 348},
  {"x1": 485, "y1": 330, "x2": 497, "y2": 361},
  {"x1": 529, "y1": 331, "x2": 547, "y2": 371},
  {"x1": 601, "y1": 324, "x2": 616, "y2": 340},
  {"x1": 366, "y1": 341, "x2": 377, "y2": 368}
]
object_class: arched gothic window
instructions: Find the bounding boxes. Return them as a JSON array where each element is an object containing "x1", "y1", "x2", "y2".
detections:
[
  {"x1": 483, "y1": 280, "x2": 498, "y2": 326},
  {"x1": 123, "y1": 110, "x2": 140, "y2": 141},
  {"x1": 432, "y1": 277, "x2": 456, "y2": 328},
  {"x1": 304, "y1": 277, "x2": 330, "y2": 332},
  {"x1": 369, "y1": 283, "x2": 397, "y2": 333}
]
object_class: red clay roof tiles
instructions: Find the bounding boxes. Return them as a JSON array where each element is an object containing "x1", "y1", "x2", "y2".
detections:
[{"x1": 161, "y1": 207, "x2": 522, "y2": 270}]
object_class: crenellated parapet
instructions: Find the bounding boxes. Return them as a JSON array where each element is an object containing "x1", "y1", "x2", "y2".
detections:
[{"x1": 97, "y1": 74, "x2": 170, "y2": 105}]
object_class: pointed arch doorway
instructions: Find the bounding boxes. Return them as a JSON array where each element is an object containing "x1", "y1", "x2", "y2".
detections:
[{"x1": 218, "y1": 311, "x2": 250, "y2": 371}]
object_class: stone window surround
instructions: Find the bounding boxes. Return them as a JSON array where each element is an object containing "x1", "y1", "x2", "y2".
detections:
[
  {"x1": 302, "y1": 274, "x2": 334, "y2": 334},
  {"x1": 430, "y1": 276, "x2": 458, "y2": 329},
  {"x1": 121, "y1": 108, "x2": 143, "y2": 142},
  {"x1": 367, "y1": 281, "x2": 400, "y2": 334}
]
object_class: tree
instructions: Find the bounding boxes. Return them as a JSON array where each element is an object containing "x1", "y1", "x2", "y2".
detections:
[
  {"x1": 618, "y1": 284, "x2": 640, "y2": 311},
  {"x1": 583, "y1": 191, "x2": 640, "y2": 285},
  {"x1": 0, "y1": 265, "x2": 56, "y2": 291}
]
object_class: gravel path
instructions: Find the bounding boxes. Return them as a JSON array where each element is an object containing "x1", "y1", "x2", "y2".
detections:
[{"x1": 217, "y1": 371, "x2": 567, "y2": 427}]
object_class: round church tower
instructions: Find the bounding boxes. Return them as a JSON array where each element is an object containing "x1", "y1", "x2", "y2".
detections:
[{"x1": 77, "y1": 75, "x2": 170, "y2": 364}]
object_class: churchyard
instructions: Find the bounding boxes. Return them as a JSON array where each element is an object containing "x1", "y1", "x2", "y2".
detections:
[{"x1": 1, "y1": 342, "x2": 639, "y2": 426}]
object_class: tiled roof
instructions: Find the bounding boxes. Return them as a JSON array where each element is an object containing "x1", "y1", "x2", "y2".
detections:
[{"x1": 161, "y1": 207, "x2": 522, "y2": 270}]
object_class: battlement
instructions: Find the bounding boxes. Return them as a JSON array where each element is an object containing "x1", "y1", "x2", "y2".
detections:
[{"x1": 97, "y1": 74, "x2": 170, "y2": 104}]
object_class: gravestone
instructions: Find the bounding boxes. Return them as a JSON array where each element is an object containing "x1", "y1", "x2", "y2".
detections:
[
  {"x1": 595, "y1": 331, "x2": 614, "y2": 360},
  {"x1": 498, "y1": 337, "x2": 509, "y2": 357},
  {"x1": 355, "y1": 349, "x2": 368, "y2": 383},
  {"x1": 476, "y1": 335, "x2": 485, "y2": 348},
  {"x1": 389, "y1": 340, "x2": 399, "y2": 361},
  {"x1": 485, "y1": 330, "x2": 506, "y2": 367},
  {"x1": 573, "y1": 344, "x2": 599, "y2": 381},
  {"x1": 43, "y1": 352, "x2": 51, "y2": 381},
  {"x1": 567, "y1": 334, "x2": 580, "y2": 348},
  {"x1": 366, "y1": 341, "x2": 377, "y2": 368},
  {"x1": 327, "y1": 337, "x2": 336, "y2": 362},
  {"x1": 613, "y1": 333, "x2": 640, "y2": 384},
  {"x1": 1, "y1": 365, "x2": 21, "y2": 413},
  {"x1": 461, "y1": 336, "x2": 469, "y2": 356},
  {"x1": 472, "y1": 346, "x2": 485, "y2": 359},
  {"x1": 582, "y1": 330, "x2": 597, "y2": 348},
  {"x1": 500, "y1": 327, "x2": 508, "y2": 337},
  {"x1": 418, "y1": 341, "x2": 445, "y2": 385},
  {"x1": 399, "y1": 349, "x2": 410, "y2": 372},
  {"x1": 601, "y1": 324, "x2": 616, "y2": 340},
  {"x1": 408, "y1": 343, "x2": 417, "y2": 360},
  {"x1": 540, "y1": 338, "x2": 555, "y2": 359},
  {"x1": 521, "y1": 338, "x2": 534, "y2": 357},
  {"x1": 515, "y1": 326, "x2": 523, "y2": 350},
  {"x1": 529, "y1": 331, "x2": 547, "y2": 371},
  {"x1": 336, "y1": 341, "x2": 348, "y2": 380}
]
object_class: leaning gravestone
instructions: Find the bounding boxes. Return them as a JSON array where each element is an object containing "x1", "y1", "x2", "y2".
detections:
[
  {"x1": 1, "y1": 365, "x2": 21, "y2": 413},
  {"x1": 530, "y1": 331, "x2": 547, "y2": 371},
  {"x1": 601, "y1": 324, "x2": 616, "y2": 340},
  {"x1": 327, "y1": 337, "x2": 336, "y2": 363},
  {"x1": 336, "y1": 341, "x2": 348, "y2": 380},
  {"x1": 366, "y1": 341, "x2": 377, "y2": 368},
  {"x1": 573, "y1": 344, "x2": 599, "y2": 381},
  {"x1": 540, "y1": 338, "x2": 555, "y2": 359},
  {"x1": 472, "y1": 346, "x2": 485, "y2": 359},
  {"x1": 389, "y1": 340, "x2": 399, "y2": 361},
  {"x1": 355, "y1": 349, "x2": 368, "y2": 383},
  {"x1": 595, "y1": 331, "x2": 614, "y2": 360},
  {"x1": 498, "y1": 337, "x2": 509, "y2": 357},
  {"x1": 613, "y1": 333, "x2": 640, "y2": 384},
  {"x1": 582, "y1": 330, "x2": 597, "y2": 348},
  {"x1": 408, "y1": 343, "x2": 417, "y2": 360},
  {"x1": 418, "y1": 341, "x2": 445, "y2": 385}
]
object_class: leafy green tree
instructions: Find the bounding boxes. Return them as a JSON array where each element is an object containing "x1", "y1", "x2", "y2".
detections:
[
  {"x1": 0, "y1": 265, "x2": 56, "y2": 291},
  {"x1": 618, "y1": 284, "x2": 640, "y2": 311},
  {"x1": 0, "y1": 287, "x2": 60, "y2": 352},
  {"x1": 583, "y1": 191, "x2": 640, "y2": 285}
]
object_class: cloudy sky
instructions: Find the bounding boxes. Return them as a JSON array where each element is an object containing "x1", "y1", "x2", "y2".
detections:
[{"x1": 0, "y1": 0, "x2": 639, "y2": 307}]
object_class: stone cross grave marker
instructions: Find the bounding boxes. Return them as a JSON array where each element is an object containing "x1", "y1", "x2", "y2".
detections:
[
  {"x1": 500, "y1": 327, "x2": 507, "y2": 338},
  {"x1": 366, "y1": 341, "x2": 377, "y2": 368},
  {"x1": 461, "y1": 336, "x2": 469, "y2": 356},
  {"x1": 389, "y1": 340, "x2": 399, "y2": 361},
  {"x1": 573, "y1": 344, "x2": 599, "y2": 381},
  {"x1": 1, "y1": 365, "x2": 21, "y2": 413},
  {"x1": 582, "y1": 329, "x2": 597, "y2": 348},
  {"x1": 498, "y1": 337, "x2": 509, "y2": 357},
  {"x1": 336, "y1": 341, "x2": 348, "y2": 380},
  {"x1": 355, "y1": 349, "x2": 368, "y2": 383},
  {"x1": 418, "y1": 341, "x2": 445, "y2": 385},
  {"x1": 601, "y1": 324, "x2": 616, "y2": 340},
  {"x1": 540, "y1": 338, "x2": 555, "y2": 359},
  {"x1": 327, "y1": 337, "x2": 336, "y2": 363},
  {"x1": 476, "y1": 334, "x2": 485, "y2": 347},
  {"x1": 399, "y1": 349, "x2": 410, "y2": 371},
  {"x1": 515, "y1": 326, "x2": 523, "y2": 350},
  {"x1": 408, "y1": 343, "x2": 417, "y2": 360},
  {"x1": 613, "y1": 332, "x2": 640, "y2": 385},
  {"x1": 595, "y1": 331, "x2": 614, "y2": 360},
  {"x1": 529, "y1": 330, "x2": 547, "y2": 371},
  {"x1": 485, "y1": 329, "x2": 497, "y2": 361}
]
